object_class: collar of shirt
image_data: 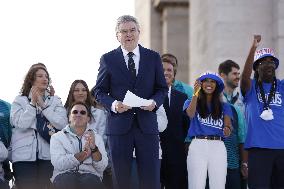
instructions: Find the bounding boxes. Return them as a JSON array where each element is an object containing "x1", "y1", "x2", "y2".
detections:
[
  {"x1": 222, "y1": 87, "x2": 240, "y2": 103},
  {"x1": 168, "y1": 86, "x2": 172, "y2": 105},
  {"x1": 121, "y1": 45, "x2": 140, "y2": 74}
]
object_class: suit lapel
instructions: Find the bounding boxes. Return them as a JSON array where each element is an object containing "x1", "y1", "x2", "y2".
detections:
[
  {"x1": 170, "y1": 88, "x2": 176, "y2": 108},
  {"x1": 135, "y1": 45, "x2": 145, "y2": 85},
  {"x1": 115, "y1": 47, "x2": 132, "y2": 81},
  {"x1": 168, "y1": 88, "x2": 177, "y2": 114}
]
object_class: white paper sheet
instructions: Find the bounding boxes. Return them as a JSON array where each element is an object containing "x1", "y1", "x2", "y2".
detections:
[{"x1": 123, "y1": 90, "x2": 153, "y2": 107}]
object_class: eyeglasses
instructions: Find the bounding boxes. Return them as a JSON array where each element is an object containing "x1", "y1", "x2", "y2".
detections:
[
  {"x1": 71, "y1": 110, "x2": 87, "y2": 115},
  {"x1": 119, "y1": 28, "x2": 137, "y2": 35}
]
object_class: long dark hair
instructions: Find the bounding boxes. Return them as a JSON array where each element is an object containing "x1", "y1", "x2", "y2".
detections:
[
  {"x1": 197, "y1": 86, "x2": 223, "y2": 120},
  {"x1": 21, "y1": 67, "x2": 50, "y2": 97},
  {"x1": 64, "y1": 80, "x2": 94, "y2": 111}
]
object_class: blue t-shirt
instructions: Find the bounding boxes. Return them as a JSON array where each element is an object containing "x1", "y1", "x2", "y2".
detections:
[
  {"x1": 183, "y1": 99, "x2": 232, "y2": 138},
  {"x1": 244, "y1": 79, "x2": 284, "y2": 149}
]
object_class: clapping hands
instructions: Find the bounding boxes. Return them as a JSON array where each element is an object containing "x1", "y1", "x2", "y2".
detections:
[
  {"x1": 84, "y1": 131, "x2": 96, "y2": 150},
  {"x1": 74, "y1": 131, "x2": 96, "y2": 162},
  {"x1": 30, "y1": 86, "x2": 45, "y2": 108}
]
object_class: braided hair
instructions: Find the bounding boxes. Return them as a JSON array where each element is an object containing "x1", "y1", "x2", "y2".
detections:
[{"x1": 254, "y1": 71, "x2": 277, "y2": 110}]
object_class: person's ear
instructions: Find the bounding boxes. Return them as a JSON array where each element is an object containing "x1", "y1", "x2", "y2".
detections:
[
  {"x1": 220, "y1": 73, "x2": 226, "y2": 78},
  {"x1": 116, "y1": 33, "x2": 120, "y2": 41}
]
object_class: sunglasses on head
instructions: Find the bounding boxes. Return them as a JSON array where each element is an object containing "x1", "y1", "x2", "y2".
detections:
[{"x1": 71, "y1": 110, "x2": 87, "y2": 115}]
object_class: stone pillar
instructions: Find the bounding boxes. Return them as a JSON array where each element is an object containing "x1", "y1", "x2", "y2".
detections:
[
  {"x1": 135, "y1": 0, "x2": 162, "y2": 53},
  {"x1": 135, "y1": 0, "x2": 189, "y2": 83},
  {"x1": 189, "y1": 0, "x2": 277, "y2": 83},
  {"x1": 273, "y1": 0, "x2": 284, "y2": 78},
  {"x1": 160, "y1": 4, "x2": 189, "y2": 83}
]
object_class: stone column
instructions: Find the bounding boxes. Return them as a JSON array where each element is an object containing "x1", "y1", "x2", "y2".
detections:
[
  {"x1": 160, "y1": 4, "x2": 189, "y2": 83},
  {"x1": 135, "y1": 0, "x2": 162, "y2": 53},
  {"x1": 273, "y1": 0, "x2": 284, "y2": 78},
  {"x1": 135, "y1": 0, "x2": 190, "y2": 83},
  {"x1": 189, "y1": 0, "x2": 277, "y2": 83}
]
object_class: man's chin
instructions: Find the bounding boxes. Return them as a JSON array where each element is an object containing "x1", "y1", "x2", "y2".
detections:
[
  {"x1": 123, "y1": 45, "x2": 135, "y2": 51},
  {"x1": 227, "y1": 82, "x2": 238, "y2": 89},
  {"x1": 261, "y1": 75, "x2": 275, "y2": 82}
]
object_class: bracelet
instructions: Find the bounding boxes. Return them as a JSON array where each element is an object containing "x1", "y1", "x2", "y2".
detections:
[{"x1": 193, "y1": 88, "x2": 201, "y2": 97}]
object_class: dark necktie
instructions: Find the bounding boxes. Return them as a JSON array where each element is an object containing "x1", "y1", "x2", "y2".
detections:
[{"x1": 128, "y1": 52, "x2": 136, "y2": 79}]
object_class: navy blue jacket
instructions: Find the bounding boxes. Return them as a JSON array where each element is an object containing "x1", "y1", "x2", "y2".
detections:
[{"x1": 93, "y1": 45, "x2": 168, "y2": 135}]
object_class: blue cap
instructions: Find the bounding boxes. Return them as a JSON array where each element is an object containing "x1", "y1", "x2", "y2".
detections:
[
  {"x1": 253, "y1": 48, "x2": 279, "y2": 70},
  {"x1": 198, "y1": 71, "x2": 224, "y2": 92}
]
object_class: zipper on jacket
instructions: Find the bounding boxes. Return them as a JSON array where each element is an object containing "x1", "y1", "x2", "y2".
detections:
[{"x1": 75, "y1": 136, "x2": 82, "y2": 172}]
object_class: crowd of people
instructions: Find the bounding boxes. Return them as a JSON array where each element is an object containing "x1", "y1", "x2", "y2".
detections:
[{"x1": 0, "y1": 15, "x2": 284, "y2": 189}]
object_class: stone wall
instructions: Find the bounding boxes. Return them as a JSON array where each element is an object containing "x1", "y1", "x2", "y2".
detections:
[
  {"x1": 136, "y1": 0, "x2": 189, "y2": 83},
  {"x1": 135, "y1": 0, "x2": 284, "y2": 85}
]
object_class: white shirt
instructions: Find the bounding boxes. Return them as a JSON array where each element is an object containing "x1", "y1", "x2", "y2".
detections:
[
  {"x1": 121, "y1": 45, "x2": 140, "y2": 75},
  {"x1": 167, "y1": 86, "x2": 172, "y2": 107},
  {"x1": 111, "y1": 45, "x2": 141, "y2": 113}
]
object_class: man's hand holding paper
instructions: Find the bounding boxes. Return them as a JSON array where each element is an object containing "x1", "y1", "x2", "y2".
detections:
[
  {"x1": 123, "y1": 90, "x2": 155, "y2": 111},
  {"x1": 115, "y1": 101, "x2": 132, "y2": 113}
]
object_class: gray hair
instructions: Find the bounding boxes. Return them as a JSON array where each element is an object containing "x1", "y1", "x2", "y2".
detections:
[{"x1": 115, "y1": 15, "x2": 140, "y2": 33}]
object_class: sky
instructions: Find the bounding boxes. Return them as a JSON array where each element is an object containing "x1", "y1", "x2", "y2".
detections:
[{"x1": 0, "y1": 0, "x2": 135, "y2": 103}]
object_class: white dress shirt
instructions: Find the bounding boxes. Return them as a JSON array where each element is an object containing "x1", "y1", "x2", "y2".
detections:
[
  {"x1": 121, "y1": 45, "x2": 140, "y2": 75},
  {"x1": 167, "y1": 86, "x2": 172, "y2": 107}
]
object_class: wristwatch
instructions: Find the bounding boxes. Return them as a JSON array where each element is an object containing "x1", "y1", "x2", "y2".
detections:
[{"x1": 90, "y1": 146, "x2": 99, "y2": 153}]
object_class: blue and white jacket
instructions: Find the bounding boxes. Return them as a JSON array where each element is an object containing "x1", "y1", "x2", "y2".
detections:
[
  {"x1": 50, "y1": 125, "x2": 108, "y2": 182},
  {"x1": 10, "y1": 95, "x2": 67, "y2": 162}
]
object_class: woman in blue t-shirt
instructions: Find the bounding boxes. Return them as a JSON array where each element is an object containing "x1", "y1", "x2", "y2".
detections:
[{"x1": 183, "y1": 71, "x2": 232, "y2": 189}]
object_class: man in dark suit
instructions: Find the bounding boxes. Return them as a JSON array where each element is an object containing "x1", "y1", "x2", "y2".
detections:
[
  {"x1": 160, "y1": 56, "x2": 189, "y2": 189},
  {"x1": 93, "y1": 15, "x2": 168, "y2": 189}
]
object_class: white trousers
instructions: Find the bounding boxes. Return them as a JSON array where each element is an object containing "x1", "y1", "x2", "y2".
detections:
[{"x1": 187, "y1": 139, "x2": 227, "y2": 189}]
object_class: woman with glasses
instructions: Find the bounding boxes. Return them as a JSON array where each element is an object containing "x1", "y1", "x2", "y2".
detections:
[
  {"x1": 50, "y1": 101, "x2": 107, "y2": 189},
  {"x1": 10, "y1": 65, "x2": 67, "y2": 189}
]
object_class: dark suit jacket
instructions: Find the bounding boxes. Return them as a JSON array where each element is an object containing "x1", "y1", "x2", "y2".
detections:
[
  {"x1": 160, "y1": 88, "x2": 189, "y2": 163},
  {"x1": 93, "y1": 45, "x2": 168, "y2": 135}
]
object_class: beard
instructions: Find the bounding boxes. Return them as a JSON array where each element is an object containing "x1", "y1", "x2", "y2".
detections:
[{"x1": 226, "y1": 79, "x2": 238, "y2": 89}]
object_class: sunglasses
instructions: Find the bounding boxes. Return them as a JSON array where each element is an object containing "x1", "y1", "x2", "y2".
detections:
[
  {"x1": 71, "y1": 110, "x2": 87, "y2": 115},
  {"x1": 258, "y1": 61, "x2": 276, "y2": 67}
]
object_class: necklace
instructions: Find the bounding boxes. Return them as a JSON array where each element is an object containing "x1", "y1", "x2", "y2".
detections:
[{"x1": 256, "y1": 78, "x2": 276, "y2": 110}]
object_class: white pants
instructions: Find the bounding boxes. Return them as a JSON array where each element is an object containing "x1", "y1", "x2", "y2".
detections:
[{"x1": 187, "y1": 139, "x2": 227, "y2": 189}]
